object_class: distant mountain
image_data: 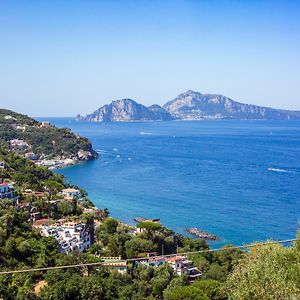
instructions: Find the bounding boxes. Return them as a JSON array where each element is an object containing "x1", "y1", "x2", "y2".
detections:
[
  {"x1": 79, "y1": 99, "x2": 173, "y2": 122},
  {"x1": 164, "y1": 90, "x2": 300, "y2": 120},
  {"x1": 78, "y1": 91, "x2": 300, "y2": 122}
]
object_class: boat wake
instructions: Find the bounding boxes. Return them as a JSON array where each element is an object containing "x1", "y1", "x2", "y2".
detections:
[
  {"x1": 267, "y1": 167, "x2": 291, "y2": 173},
  {"x1": 140, "y1": 132, "x2": 152, "y2": 135}
]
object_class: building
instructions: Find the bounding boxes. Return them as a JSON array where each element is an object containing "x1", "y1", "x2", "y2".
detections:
[
  {"x1": 4, "y1": 115, "x2": 16, "y2": 120},
  {"x1": 0, "y1": 178, "x2": 15, "y2": 199},
  {"x1": 40, "y1": 121, "x2": 50, "y2": 127},
  {"x1": 17, "y1": 202, "x2": 41, "y2": 222},
  {"x1": 22, "y1": 190, "x2": 46, "y2": 198},
  {"x1": 9, "y1": 139, "x2": 30, "y2": 152},
  {"x1": 25, "y1": 152, "x2": 39, "y2": 160},
  {"x1": 62, "y1": 188, "x2": 80, "y2": 200},
  {"x1": 165, "y1": 256, "x2": 202, "y2": 280},
  {"x1": 102, "y1": 261, "x2": 128, "y2": 274},
  {"x1": 15, "y1": 125, "x2": 26, "y2": 132},
  {"x1": 137, "y1": 254, "x2": 202, "y2": 281},
  {"x1": 36, "y1": 220, "x2": 92, "y2": 254},
  {"x1": 141, "y1": 256, "x2": 165, "y2": 267}
]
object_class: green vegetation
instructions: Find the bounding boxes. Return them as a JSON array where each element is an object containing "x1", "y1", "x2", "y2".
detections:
[
  {"x1": 0, "y1": 146, "x2": 64, "y2": 190},
  {"x1": 225, "y1": 234, "x2": 300, "y2": 299},
  {"x1": 0, "y1": 138, "x2": 299, "y2": 299},
  {"x1": 0, "y1": 109, "x2": 97, "y2": 159}
]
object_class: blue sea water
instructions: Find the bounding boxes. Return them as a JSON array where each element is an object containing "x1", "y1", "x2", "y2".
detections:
[{"x1": 45, "y1": 118, "x2": 300, "y2": 246}]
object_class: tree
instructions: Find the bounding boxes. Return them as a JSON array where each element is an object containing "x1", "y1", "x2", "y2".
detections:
[
  {"x1": 225, "y1": 239, "x2": 300, "y2": 299},
  {"x1": 125, "y1": 238, "x2": 155, "y2": 258},
  {"x1": 58, "y1": 201, "x2": 72, "y2": 216},
  {"x1": 164, "y1": 286, "x2": 209, "y2": 300},
  {"x1": 206, "y1": 263, "x2": 228, "y2": 282},
  {"x1": 100, "y1": 217, "x2": 119, "y2": 234},
  {"x1": 192, "y1": 279, "x2": 225, "y2": 300},
  {"x1": 44, "y1": 180, "x2": 64, "y2": 196},
  {"x1": 137, "y1": 222, "x2": 163, "y2": 239}
]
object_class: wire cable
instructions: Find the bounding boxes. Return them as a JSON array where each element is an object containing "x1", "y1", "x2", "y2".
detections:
[{"x1": 0, "y1": 238, "x2": 297, "y2": 275}]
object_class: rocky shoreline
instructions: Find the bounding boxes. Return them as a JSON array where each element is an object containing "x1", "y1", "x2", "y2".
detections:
[
  {"x1": 186, "y1": 227, "x2": 221, "y2": 241},
  {"x1": 35, "y1": 150, "x2": 98, "y2": 170}
]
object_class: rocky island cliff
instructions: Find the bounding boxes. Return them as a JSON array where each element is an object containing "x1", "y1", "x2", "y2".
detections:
[
  {"x1": 78, "y1": 99, "x2": 172, "y2": 122},
  {"x1": 78, "y1": 90, "x2": 300, "y2": 122}
]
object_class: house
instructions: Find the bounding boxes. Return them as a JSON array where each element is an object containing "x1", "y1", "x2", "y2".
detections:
[
  {"x1": 62, "y1": 188, "x2": 80, "y2": 200},
  {"x1": 22, "y1": 190, "x2": 46, "y2": 198},
  {"x1": 37, "y1": 220, "x2": 92, "y2": 254},
  {"x1": 165, "y1": 256, "x2": 202, "y2": 280},
  {"x1": 0, "y1": 178, "x2": 15, "y2": 199},
  {"x1": 40, "y1": 121, "x2": 50, "y2": 127},
  {"x1": 143, "y1": 257, "x2": 165, "y2": 267},
  {"x1": 4, "y1": 115, "x2": 16, "y2": 120},
  {"x1": 17, "y1": 202, "x2": 41, "y2": 222},
  {"x1": 102, "y1": 261, "x2": 128, "y2": 274},
  {"x1": 15, "y1": 125, "x2": 26, "y2": 132},
  {"x1": 25, "y1": 152, "x2": 39, "y2": 160},
  {"x1": 33, "y1": 218, "x2": 50, "y2": 228},
  {"x1": 9, "y1": 139, "x2": 30, "y2": 152},
  {"x1": 136, "y1": 254, "x2": 202, "y2": 281}
]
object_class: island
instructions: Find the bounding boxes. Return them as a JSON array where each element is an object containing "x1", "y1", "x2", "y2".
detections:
[{"x1": 77, "y1": 90, "x2": 300, "y2": 122}]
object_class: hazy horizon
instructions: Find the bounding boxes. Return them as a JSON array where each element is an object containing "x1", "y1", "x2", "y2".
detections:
[
  {"x1": 4, "y1": 88, "x2": 300, "y2": 119},
  {"x1": 1, "y1": 0, "x2": 300, "y2": 116}
]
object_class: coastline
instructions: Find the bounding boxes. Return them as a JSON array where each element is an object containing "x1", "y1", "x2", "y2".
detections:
[
  {"x1": 35, "y1": 158, "x2": 78, "y2": 170},
  {"x1": 52, "y1": 118, "x2": 300, "y2": 247}
]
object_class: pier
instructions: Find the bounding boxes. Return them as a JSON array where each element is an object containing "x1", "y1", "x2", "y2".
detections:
[
  {"x1": 186, "y1": 228, "x2": 220, "y2": 241},
  {"x1": 133, "y1": 217, "x2": 160, "y2": 223},
  {"x1": 133, "y1": 217, "x2": 146, "y2": 223}
]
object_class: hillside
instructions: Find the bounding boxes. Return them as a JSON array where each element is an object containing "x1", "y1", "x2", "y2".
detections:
[
  {"x1": 79, "y1": 90, "x2": 300, "y2": 122},
  {"x1": 78, "y1": 99, "x2": 172, "y2": 122},
  {"x1": 0, "y1": 133, "x2": 299, "y2": 299},
  {"x1": 164, "y1": 90, "x2": 300, "y2": 120},
  {"x1": 0, "y1": 109, "x2": 98, "y2": 165}
]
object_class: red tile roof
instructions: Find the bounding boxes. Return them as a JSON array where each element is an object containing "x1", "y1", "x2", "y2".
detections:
[{"x1": 165, "y1": 256, "x2": 186, "y2": 263}]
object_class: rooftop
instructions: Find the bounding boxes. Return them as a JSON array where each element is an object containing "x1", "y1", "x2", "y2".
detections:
[
  {"x1": 62, "y1": 188, "x2": 80, "y2": 193},
  {"x1": 165, "y1": 256, "x2": 186, "y2": 263}
]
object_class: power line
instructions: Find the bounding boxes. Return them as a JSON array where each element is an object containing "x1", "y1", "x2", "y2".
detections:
[{"x1": 0, "y1": 238, "x2": 297, "y2": 275}]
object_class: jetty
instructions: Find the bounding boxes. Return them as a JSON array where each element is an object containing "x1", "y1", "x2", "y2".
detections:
[
  {"x1": 186, "y1": 228, "x2": 220, "y2": 241},
  {"x1": 133, "y1": 217, "x2": 146, "y2": 223},
  {"x1": 133, "y1": 217, "x2": 160, "y2": 223}
]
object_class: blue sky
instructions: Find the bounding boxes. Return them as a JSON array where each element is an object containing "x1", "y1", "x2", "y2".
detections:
[{"x1": 0, "y1": 0, "x2": 300, "y2": 116}]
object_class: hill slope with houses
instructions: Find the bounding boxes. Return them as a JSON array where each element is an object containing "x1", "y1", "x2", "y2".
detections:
[{"x1": 0, "y1": 109, "x2": 98, "y2": 168}]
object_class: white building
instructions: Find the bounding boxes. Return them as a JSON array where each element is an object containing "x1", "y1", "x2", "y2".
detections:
[
  {"x1": 39, "y1": 220, "x2": 92, "y2": 254},
  {"x1": 165, "y1": 256, "x2": 202, "y2": 280},
  {"x1": 62, "y1": 188, "x2": 80, "y2": 200},
  {"x1": 15, "y1": 125, "x2": 26, "y2": 132},
  {"x1": 40, "y1": 121, "x2": 50, "y2": 127},
  {"x1": 4, "y1": 115, "x2": 16, "y2": 120},
  {"x1": 9, "y1": 139, "x2": 29, "y2": 152}
]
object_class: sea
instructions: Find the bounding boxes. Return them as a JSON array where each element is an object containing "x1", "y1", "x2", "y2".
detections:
[{"x1": 43, "y1": 118, "x2": 300, "y2": 246}]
